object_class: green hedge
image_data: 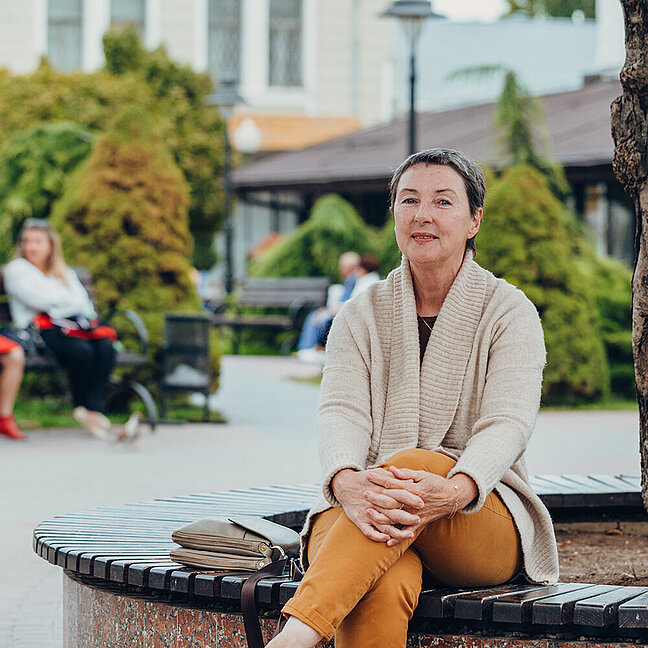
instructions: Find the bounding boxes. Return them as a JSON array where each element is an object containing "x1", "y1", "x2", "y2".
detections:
[
  {"x1": 478, "y1": 165, "x2": 610, "y2": 404},
  {"x1": 0, "y1": 122, "x2": 93, "y2": 263},
  {"x1": 249, "y1": 194, "x2": 378, "y2": 279},
  {"x1": 0, "y1": 27, "x2": 226, "y2": 269},
  {"x1": 50, "y1": 107, "x2": 220, "y2": 390}
]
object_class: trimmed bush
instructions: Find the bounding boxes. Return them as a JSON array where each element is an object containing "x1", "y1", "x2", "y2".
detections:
[
  {"x1": 0, "y1": 31, "x2": 226, "y2": 269},
  {"x1": 479, "y1": 165, "x2": 609, "y2": 404},
  {"x1": 50, "y1": 107, "x2": 220, "y2": 390},
  {"x1": 249, "y1": 194, "x2": 378, "y2": 279},
  {"x1": 0, "y1": 122, "x2": 93, "y2": 263}
]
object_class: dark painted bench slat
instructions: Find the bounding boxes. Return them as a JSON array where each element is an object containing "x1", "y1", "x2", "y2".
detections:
[
  {"x1": 531, "y1": 585, "x2": 624, "y2": 625},
  {"x1": 588, "y1": 474, "x2": 642, "y2": 492},
  {"x1": 618, "y1": 590, "x2": 648, "y2": 628},
  {"x1": 415, "y1": 586, "x2": 499, "y2": 618},
  {"x1": 573, "y1": 586, "x2": 648, "y2": 627},
  {"x1": 491, "y1": 583, "x2": 594, "y2": 623},
  {"x1": 146, "y1": 564, "x2": 185, "y2": 590},
  {"x1": 110, "y1": 558, "x2": 176, "y2": 583},
  {"x1": 194, "y1": 574, "x2": 219, "y2": 597},
  {"x1": 93, "y1": 554, "x2": 172, "y2": 579},
  {"x1": 453, "y1": 584, "x2": 545, "y2": 621},
  {"x1": 127, "y1": 562, "x2": 178, "y2": 587}
]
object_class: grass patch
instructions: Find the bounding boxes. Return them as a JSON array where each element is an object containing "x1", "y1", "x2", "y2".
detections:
[
  {"x1": 14, "y1": 397, "x2": 225, "y2": 429},
  {"x1": 541, "y1": 397, "x2": 638, "y2": 411},
  {"x1": 14, "y1": 398, "x2": 131, "y2": 430}
]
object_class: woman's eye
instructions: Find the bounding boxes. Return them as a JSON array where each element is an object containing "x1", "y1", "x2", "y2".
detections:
[
  {"x1": 438, "y1": 198, "x2": 451, "y2": 206},
  {"x1": 402, "y1": 197, "x2": 417, "y2": 204}
]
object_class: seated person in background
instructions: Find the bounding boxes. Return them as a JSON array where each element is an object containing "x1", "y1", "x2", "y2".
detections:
[
  {"x1": 0, "y1": 335, "x2": 25, "y2": 440},
  {"x1": 4, "y1": 219, "x2": 117, "y2": 440},
  {"x1": 297, "y1": 252, "x2": 360, "y2": 362},
  {"x1": 314, "y1": 253, "x2": 382, "y2": 351}
]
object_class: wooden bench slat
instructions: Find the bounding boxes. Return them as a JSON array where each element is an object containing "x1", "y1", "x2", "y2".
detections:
[
  {"x1": 146, "y1": 564, "x2": 184, "y2": 590},
  {"x1": 453, "y1": 584, "x2": 546, "y2": 621},
  {"x1": 531, "y1": 584, "x2": 624, "y2": 625},
  {"x1": 415, "y1": 586, "x2": 498, "y2": 618},
  {"x1": 573, "y1": 586, "x2": 648, "y2": 627},
  {"x1": 618, "y1": 590, "x2": 648, "y2": 628},
  {"x1": 491, "y1": 583, "x2": 594, "y2": 623},
  {"x1": 194, "y1": 574, "x2": 219, "y2": 597}
]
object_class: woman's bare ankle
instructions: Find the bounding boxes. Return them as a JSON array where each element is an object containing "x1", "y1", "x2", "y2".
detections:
[{"x1": 266, "y1": 616, "x2": 322, "y2": 648}]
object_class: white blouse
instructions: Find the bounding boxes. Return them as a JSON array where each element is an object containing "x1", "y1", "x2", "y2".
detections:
[{"x1": 4, "y1": 258, "x2": 96, "y2": 329}]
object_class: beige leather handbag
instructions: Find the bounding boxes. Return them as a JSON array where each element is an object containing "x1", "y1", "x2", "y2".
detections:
[{"x1": 170, "y1": 514, "x2": 300, "y2": 571}]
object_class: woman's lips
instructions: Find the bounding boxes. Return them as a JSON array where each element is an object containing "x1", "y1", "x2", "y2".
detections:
[{"x1": 411, "y1": 233, "x2": 438, "y2": 241}]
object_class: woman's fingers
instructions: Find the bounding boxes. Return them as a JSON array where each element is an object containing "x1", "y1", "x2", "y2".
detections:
[
  {"x1": 388, "y1": 466, "x2": 427, "y2": 481},
  {"x1": 357, "y1": 521, "x2": 391, "y2": 543},
  {"x1": 366, "y1": 468, "x2": 414, "y2": 489},
  {"x1": 364, "y1": 486, "x2": 424, "y2": 510},
  {"x1": 373, "y1": 522, "x2": 415, "y2": 543},
  {"x1": 366, "y1": 506, "x2": 420, "y2": 527}
]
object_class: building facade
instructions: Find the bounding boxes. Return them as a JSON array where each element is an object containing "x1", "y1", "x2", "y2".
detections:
[{"x1": 0, "y1": 0, "x2": 394, "y2": 144}]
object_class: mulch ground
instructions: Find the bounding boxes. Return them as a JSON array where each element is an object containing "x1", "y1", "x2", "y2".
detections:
[{"x1": 555, "y1": 521, "x2": 648, "y2": 586}]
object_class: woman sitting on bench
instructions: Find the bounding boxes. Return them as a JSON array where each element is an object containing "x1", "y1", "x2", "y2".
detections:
[
  {"x1": 4, "y1": 219, "x2": 116, "y2": 440},
  {"x1": 269, "y1": 149, "x2": 558, "y2": 648}
]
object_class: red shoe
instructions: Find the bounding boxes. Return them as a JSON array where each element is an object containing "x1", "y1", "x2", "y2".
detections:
[{"x1": 0, "y1": 415, "x2": 25, "y2": 440}]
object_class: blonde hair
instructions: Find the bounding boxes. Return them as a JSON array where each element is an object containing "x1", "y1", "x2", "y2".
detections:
[{"x1": 14, "y1": 219, "x2": 70, "y2": 284}]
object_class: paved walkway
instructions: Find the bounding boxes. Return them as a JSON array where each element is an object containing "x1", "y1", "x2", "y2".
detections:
[{"x1": 0, "y1": 355, "x2": 641, "y2": 647}]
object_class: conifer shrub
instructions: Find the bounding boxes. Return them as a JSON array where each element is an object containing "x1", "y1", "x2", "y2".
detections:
[
  {"x1": 478, "y1": 165, "x2": 609, "y2": 404},
  {"x1": 0, "y1": 122, "x2": 93, "y2": 263},
  {"x1": 375, "y1": 217, "x2": 402, "y2": 277},
  {"x1": 50, "y1": 107, "x2": 220, "y2": 390},
  {"x1": 0, "y1": 30, "x2": 226, "y2": 269},
  {"x1": 577, "y1": 250, "x2": 634, "y2": 398},
  {"x1": 249, "y1": 194, "x2": 378, "y2": 279}
]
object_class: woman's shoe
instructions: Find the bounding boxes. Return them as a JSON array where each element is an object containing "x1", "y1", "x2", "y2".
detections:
[
  {"x1": 73, "y1": 406, "x2": 110, "y2": 440},
  {"x1": 0, "y1": 415, "x2": 25, "y2": 440}
]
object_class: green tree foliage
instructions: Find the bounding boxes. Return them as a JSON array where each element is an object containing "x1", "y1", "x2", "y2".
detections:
[
  {"x1": 249, "y1": 194, "x2": 378, "y2": 279},
  {"x1": 50, "y1": 107, "x2": 219, "y2": 389},
  {"x1": 0, "y1": 122, "x2": 93, "y2": 263},
  {"x1": 479, "y1": 165, "x2": 609, "y2": 404},
  {"x1": 504, "y1": 0, "x2": 595, "y2": 19},
  {"x1": 449, "y1": 67, "x2": 569, "y2": 198},
  {"x1": 0, "y1": 28, "x2": 226, "y2": 269},
  {"x1": 102, "y1": 25, "x2": 144, "y2": 74},
  {"x1": 376, "y1": 217, "x2": 403, "y2": 277}
]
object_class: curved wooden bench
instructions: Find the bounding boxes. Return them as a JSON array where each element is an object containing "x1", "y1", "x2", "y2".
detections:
[{"x1": 34, "y1": 477, "x2": 648, "y2": 646}]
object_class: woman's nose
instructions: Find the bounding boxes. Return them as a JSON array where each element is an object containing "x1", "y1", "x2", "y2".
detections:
[{"x1": 414, "y1": 202, "x2": 433, "y2": 223}]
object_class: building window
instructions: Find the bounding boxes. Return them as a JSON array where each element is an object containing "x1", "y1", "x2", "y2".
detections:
[
  {"x1": 208, "y1": 0, "x2": 242, "y2": 83},
  {"x1": 111, "y1": 0, "x2": 146, "y2": 36},
  {"x1": 47, "y1": 0, "x2": 83, "y2": 71},
  {"x1": 269, "y1": 0, "x2": 302, "y2": 87}
]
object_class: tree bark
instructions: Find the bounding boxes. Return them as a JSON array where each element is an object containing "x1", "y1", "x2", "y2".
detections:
[{"x1": 611, "y1": 1, "x2": 648, "y2": 510}]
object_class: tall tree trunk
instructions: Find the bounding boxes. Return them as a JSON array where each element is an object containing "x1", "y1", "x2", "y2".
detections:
[{"x1": 611, "y1": 1, "x2": 648, "y2": 509}]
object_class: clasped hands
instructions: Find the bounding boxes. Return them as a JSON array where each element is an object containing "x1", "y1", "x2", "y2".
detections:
[{"x1": 331, "y1": 466, "x2": 473, "y2": 546}]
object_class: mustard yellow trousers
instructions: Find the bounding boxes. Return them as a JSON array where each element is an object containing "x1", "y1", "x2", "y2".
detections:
[{"x1": 282, "y1": 449, "x2": 522, "y2": 647}]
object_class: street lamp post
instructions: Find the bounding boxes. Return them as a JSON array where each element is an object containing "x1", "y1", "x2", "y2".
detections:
[
  {"x1": 382, "y1": 0, "x2": 434, "y2": 155},
  {"x1": 206, "y1": 79, "x2": 244, "y2": 295}
]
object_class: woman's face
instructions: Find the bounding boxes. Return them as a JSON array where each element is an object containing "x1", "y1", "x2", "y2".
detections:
[
  {"x1": 393, "y1": 163, "x2": 482, "y2": 273},
  {"x1": 22, "y1": 228, "x2": 52, "y2": 269}
]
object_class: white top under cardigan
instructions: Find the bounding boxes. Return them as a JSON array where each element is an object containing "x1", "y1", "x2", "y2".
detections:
[
  {"x1": 4, "y1": 258, "x2": 96, "y2": 329},
  {"x1": 306, "y1": 250, "x2": 559, "y2": 585}
]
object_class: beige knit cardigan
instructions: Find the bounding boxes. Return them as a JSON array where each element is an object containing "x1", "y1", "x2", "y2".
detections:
[{"x1": 305, "y1": 251, "x2": 559, "y2": 585}]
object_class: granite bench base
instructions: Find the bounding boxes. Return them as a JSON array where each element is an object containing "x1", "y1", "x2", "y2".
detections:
[{"x1": 63, "y1": 572, "x2": 644, "y2": 648}]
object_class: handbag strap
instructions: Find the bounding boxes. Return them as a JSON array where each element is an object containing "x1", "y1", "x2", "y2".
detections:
[{"x1": 241, "y1": 558, "x2": 303, "y2": 648}]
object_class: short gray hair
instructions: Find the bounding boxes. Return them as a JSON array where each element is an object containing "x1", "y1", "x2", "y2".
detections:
[{"x1": 389, "y1": 148, "x2": 486, "y2": 252}]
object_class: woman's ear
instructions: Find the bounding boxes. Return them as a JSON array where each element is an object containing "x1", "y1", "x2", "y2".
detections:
[{"x1": 469, "y1": 208, "x2": 483, "y2": 238}]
